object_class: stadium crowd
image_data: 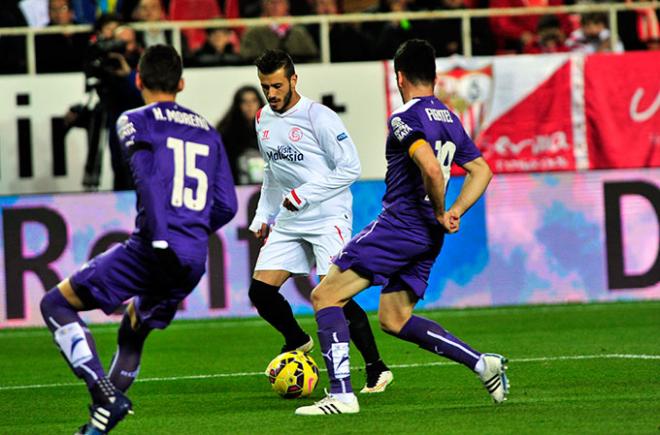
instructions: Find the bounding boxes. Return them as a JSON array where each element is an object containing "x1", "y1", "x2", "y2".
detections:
[{"x1": 0, "y1": 0, "x2": 658, "y2": 74}]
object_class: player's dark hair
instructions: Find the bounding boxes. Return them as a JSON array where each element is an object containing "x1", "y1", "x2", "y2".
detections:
[
  {"x1": 393, "y1": 39, "x2": 436, "y2": 86},
  {"x1": 254, "y1": 49, "x2": 296, "y2": 78},
  {"x1": 138, "y1": 44, "x2": 182, "y2": 93}
]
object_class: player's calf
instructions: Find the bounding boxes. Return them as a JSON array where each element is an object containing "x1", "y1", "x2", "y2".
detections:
[
  {"x1": 249, "y1": 279, "x2": 309, "y2": 351},
  {"x1": 108, "y1": 305, "x2": 152, "y2": 392},
  {"x1": 40, "y1": 287, "x2": 105, "y2": 388}
]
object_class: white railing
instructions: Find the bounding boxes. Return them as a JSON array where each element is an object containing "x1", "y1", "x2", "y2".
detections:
[{"x1": 0, "y1": 1, "x2": 658, "y2": 74}]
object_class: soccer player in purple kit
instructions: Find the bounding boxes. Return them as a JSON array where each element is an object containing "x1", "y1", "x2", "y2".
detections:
[
  {"x1": 296, "y1": 39, "x2": 508, "y2": 415},
  {"x1": 39, "y1": 44, "x2": 237, "y2": 433}
]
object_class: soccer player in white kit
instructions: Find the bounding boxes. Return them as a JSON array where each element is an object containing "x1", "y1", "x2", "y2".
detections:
[{"x1": 248, "y1": 49, "x2": 393, "y2": 393}]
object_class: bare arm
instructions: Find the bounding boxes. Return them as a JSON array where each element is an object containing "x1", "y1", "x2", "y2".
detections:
[
  {"x1": 410, "y1": 140, "x2": 449, "y2": 224},
  {"x1": 450, "y1": 157, "x2": 493, "y2": 216}
]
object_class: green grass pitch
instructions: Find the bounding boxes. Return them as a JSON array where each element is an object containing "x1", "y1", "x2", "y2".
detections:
[{"x1": 0, "y1": 300, "x2": 658, "y2": 434}]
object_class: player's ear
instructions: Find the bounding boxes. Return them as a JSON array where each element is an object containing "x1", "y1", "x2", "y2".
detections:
[
  {"x1": 396, "y1": 71, "x2": 404, "y2": 89},
  {"x1": 177, "y1": 78, "x2": 184, "y2": 93},
  {"x1": 135, "y1": 72, "x2": 143, "y2": 91},
  {"x1": 290, "y1": 73, "x2": 298, "y2": 89}
]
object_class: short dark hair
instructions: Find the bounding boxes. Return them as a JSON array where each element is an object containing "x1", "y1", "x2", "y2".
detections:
[
  {"x1": 254, "y1": 49, "x2": 295, "y2": 78},
  {"x1": 393, "y1": 39, "x2": 436, "y2": 86},
  {"x1": 138, "y1": 45, "x2": 182, "y2": 93},
  {"x1": 581, "y1": 12, "x2": 607, "y2": 26},
  {"x1": 93, "y1": 12, "x2": 121, "y2": 35}
]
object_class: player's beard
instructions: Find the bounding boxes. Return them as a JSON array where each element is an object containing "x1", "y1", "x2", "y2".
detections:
[{"x1": 272, "y1": 82, "x2": 293, "y2": 113}]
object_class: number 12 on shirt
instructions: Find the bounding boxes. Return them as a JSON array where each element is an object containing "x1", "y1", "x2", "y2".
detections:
[{"x1": 166, "y1": 137, "x2": 209, "y2": 211}]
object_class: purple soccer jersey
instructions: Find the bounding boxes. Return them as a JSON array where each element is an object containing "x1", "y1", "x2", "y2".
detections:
[
  {"x1": 116, "y1": 101, "x2": 237, "y2": 261},
  {"x1": 69, "y1": 102, "x2": 237, "y2": 326},
  {"x1": 383, "y1": 95, "x2": 482, "y2": 227},
  {"x1": 334, "y1": 96, "x2": 481, "y2": 297}
]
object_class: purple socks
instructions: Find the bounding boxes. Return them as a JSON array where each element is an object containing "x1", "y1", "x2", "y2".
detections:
[
  {"x1": 316, "y1": 306, "x2": 353, "y2": 394},
  {"x1": 108, "y1": 310, "x2": 151, "y2": 392},
  {"x1": 398, "y1": 315, "x2": 481, "y2": 370},
  {"x1": 40, "y1": 288, "x2": 106, "y2": 388}
]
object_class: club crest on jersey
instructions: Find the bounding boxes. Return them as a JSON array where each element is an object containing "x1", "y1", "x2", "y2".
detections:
[
  {"x1": 289, "y1": 127, "x2": 303, "y2": 142},
  {"x1": 266, "y1": 144, "x2": 304, "y2": 162},
  {"x1": 116, "y1": 115, "x2": 136, "y2": 144},
  {"x1": 391, "y1": 116, "x2": 412, "y2": 141}
]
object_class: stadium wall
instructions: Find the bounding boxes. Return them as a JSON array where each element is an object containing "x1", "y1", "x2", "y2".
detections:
[
  {"x1": 1, "y1": 168, "x2": 658, "y2": 327},
  {"x1": 1, "y1": 51, "x2": 658, "y2": 195}
]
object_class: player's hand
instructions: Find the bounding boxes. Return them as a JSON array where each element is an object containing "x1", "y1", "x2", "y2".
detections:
[
  {"x1": 439, "y1": 209, "x2": 460, "y2": 234},
  {"x1": 253, "y1": 222, "x2": 270, "y2": 242},
  {"x1": 283, "y1": 190, "x2": 306, "y2": 211},
  {"x1": 282, "y1": 197, "x2": 299, "y2": 212},
  {"x1": 106, "y1": 52, "x2": 131, "y2": 77}
]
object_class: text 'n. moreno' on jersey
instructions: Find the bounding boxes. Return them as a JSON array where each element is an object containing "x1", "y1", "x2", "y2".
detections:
[
  {"x1": 383, "y1": 95, "x2": 482, "y2": 227},
  {"x1": 252, "y1": 95, "x2": 361, "y2": 232},
  {"x1": 117, "y1": 101, "x2": 236, "y2": 261}
]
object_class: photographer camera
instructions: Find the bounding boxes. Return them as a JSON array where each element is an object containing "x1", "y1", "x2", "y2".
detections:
[{"x1": 80, "y1": 19, "x2": 144, "y2": 191}]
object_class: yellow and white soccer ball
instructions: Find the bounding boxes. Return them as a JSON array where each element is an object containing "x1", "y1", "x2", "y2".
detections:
[{"x1": 265, "y1": 351, "x2": 319, "y2": 398}]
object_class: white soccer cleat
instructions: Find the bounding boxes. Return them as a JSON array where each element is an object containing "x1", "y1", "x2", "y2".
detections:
[
  {"x1": 478, "y1": 353, "x2": 509, "y2": 403},
  {"x1": 295, "y1": 391, "x2": 360, "y2": 416},
  {"x1": 360, "y1": 370, "x2": 393, "y2": 394}
]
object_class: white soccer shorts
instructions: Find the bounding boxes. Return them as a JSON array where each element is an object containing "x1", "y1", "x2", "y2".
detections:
[{"x1": 255, "y1": 224, "x2": 351, "y2": 276}]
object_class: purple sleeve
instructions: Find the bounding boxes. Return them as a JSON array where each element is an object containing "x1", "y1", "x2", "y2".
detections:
[
  {"x1": 210, "y1": 135, "x2": 237, "y2": 232},
  {"x1": 117, "y1": 112, "x2": 169, "y2": 242},
  {"x1": 390, "y1": 110, "x2": 426, "y2": 150},
  {"x1": 453, "y1": 124, "x2": 482, "y2": 167}
]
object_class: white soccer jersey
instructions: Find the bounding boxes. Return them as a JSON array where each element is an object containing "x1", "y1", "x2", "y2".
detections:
[{"x1": 249, "y1": 95, "x2": 361, "y2": 234}]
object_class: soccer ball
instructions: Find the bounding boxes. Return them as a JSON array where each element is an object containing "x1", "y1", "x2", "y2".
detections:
[{"x1": 265, "y1": 351, "x2": 319, "y2": 398}]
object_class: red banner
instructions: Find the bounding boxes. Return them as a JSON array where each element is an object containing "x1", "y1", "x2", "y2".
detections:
[
  {"x1": 384, "y1": 52, "x2": 660, "y2": 174},
  {"x1": 585, "y1": 52, "x2": 660, "y2": 169},
  {"x1": 478, "y1": 61, "x2": 576, "y2": 173}
]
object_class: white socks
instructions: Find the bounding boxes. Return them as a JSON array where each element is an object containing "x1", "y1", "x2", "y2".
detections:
[
  {"x1": 474, "y1": 355, "x2": 486, "y2": 375},
  {"x1": 332, "y1": 392, "x2": 357, "y2": 404}
]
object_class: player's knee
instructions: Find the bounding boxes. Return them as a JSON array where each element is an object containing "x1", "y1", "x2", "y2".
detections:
[
  {"x1": 310, "y1": 284, "x2": 342, "y2": 311},
  {"x1": 310, "y1": 286, "x2": 327, "y2": 311},
  {"x1": 378, "y1": 311, "x2": 407, "y2": 335},
  {"x1": 248, "y1": 279, "x2": 280, "y2": 306},
  {"x1": 40, "y1": 287, "x2": 68, "y2": 318}
]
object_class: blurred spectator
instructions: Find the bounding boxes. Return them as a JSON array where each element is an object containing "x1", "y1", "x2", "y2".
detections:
[
  {"x1": 417, "y1": 0, "x2": 495, "y2": 56},
  {"x1": 307, "y1": 0, "x2": 376, "y2": 61},
  {"x1": 169, "y1": 0, "x2": 221, "y2": 52},
  {"x1": 524, "y1": 14, "x2": 569, "y2": 53},
  {"x1": 106, "y1": 25, "x2": 143, "y2": 190},
  {"x1": 192, "y1": 28, "x2": 243, "y2": 66},
  {"x1": 216, "y1": 86, "x2": 266, "y2": 185},
  {"x1": 0, "y1": 0, "x2": 28, "y2": 74},
  {"x1": 566, "y1": 12, "x2": 624, "y2": 53},
  {"x1": 618, "y1": 2, "x2": 659, "y2": 51},
  {"x1": 290, "y1": 0, "x2": 315, "y2": 15},
  {"x1": 489, "y1": 0, "x2": 572, "y2": 53},
  {"x1": 133, "y1": 0, "x2": 171, "y2": 47},
  {"x1": 236, "y1": 0, "x2": 262, "y2": 17},
  {"x1": 373, "y1": 0, "x2": 423, "y2": 59},
  {"x1": 240, "y1": 0, "x2": 319, "y2": 63},
  {"x1": 419, "y1": 0, "x2": 464, "y2": 57},
  {"x1": 35, "y1": 0, "x2": 91, "y2": 73},
  {"x1": 79, "y1": 22, "x2": 143, "y2": 190},
  {"x1": 94, "y1": 12, "x2": 122, "y2": 40}
]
